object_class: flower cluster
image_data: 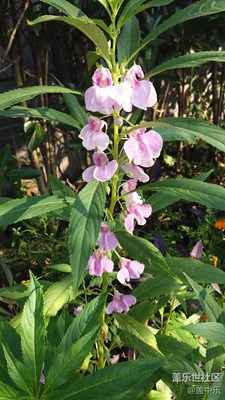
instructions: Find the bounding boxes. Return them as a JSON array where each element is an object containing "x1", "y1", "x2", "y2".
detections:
[{"x1": 78, "y1": 64, "x2": 163, "y2": 314}]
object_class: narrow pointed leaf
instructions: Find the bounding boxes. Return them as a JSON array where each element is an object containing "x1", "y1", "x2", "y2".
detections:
[
  {"x1": 0, "y1": 86, "x2": 81, "y2": 110},
  {"x1": 118, "y1": 16, "x2": 140, "y2": 65},
  {"x1": 44, "y1": 275, "x2": 73, "y2": 317},
  {"x1": 115, "y1": 231, "x2": 173, "y2": 277},
  {"x1": 0, "y1": 381, "x2": 20, "y2": 399},
  {"x1": 69, "y1": 180, "x2": 106, "y2": 291},
  {"x1": 30, "y1": 16, "x2": 111, "y2": 66},
  {"x1": 40, "y1": 0, "x2": 85, "y2": 17},
  {"x1": 126, "y1": 0, "x2": 225, "y2": 65},
  {"x1": 43, "y1": 326, "x2": 100, "y2": 393},
  {"x1": 182, "y1": 322, "x2": 225, "y2": 345},
  {"x1": 147, "y1": 51, "x2": 225, "y2": 78},
  {"x1": 0, "y1": 106, "x2": 80, "y2": 129},
  {"x1": 133, "y1": 276, "x2": 181, "y2": 300},
  {"x1": 2, "y1": 345, "x2": 32, "y2": 394},
  {"x1": 0, "y1": 195, "x2": 75, "y2": 227},
  {"x1": 42, "y1": 358, "x2": 167, "y2": 400}
]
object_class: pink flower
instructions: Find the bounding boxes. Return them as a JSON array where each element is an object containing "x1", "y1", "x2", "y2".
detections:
[
  {"x1": 82, "y1": 151, "x2": 118, "y2": 182},
  {"x1": 87, "y1": 249, "x2": 114, "y2": 276},
  {"x1": 85, "y1": 68, "x2": 114, "y2": 114},
  {"x1": 106, "y1": 290, "x2": 136, "y2": 314},
  {"x1": 124, "y1": 192, "x2": 152, "y2": 233},
  {"x1": 98, "y1": 222, "x2": 119, "y2": 251},
  {"x1": 125, "y1": 65, "x2": 157, "y2": 110},
  {"x1": 117, "y1": 257, "x2": 145, "y2": 284},
  {"x1": 40, "y1": 373, "x2": 45, "y2": 385},
  {"x1": 124, "y1": 128, "x2": 163, "y2": 168},
  {"x1": 79, "y1": 116, "x2": 109, "y2": 151},
  {"x1": 121, "y1": 163, "x2": 149, "y2": 182},
  {"x1": 73, "y1": 305, "x2": 83, "y2": 316},
  {"x1": 121, "y1": 179, "x2": 137, "y2": 195},
  {"x1": 190, "y1": 240, "x2": 203, "y2": 259},
  {"x1": 111, "y1": 82, "x2": 132, "y2": 112}
]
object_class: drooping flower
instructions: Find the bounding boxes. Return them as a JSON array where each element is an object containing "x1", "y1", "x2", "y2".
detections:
[
  {"x1": 78, "y1": 116, "x2": 109, "y2": 151},
  {"x1": 124, "y1": 128, "x2": 163, "y2": 167},
  {"x1": 85, "y1": 67, "x2": 114, "y2": 114},
  {"x1": 117, "y1": 257, "x2": 145, "y2": 284},
  {"x1": 124, "y1": 192, "x2": 152, "y2": 233},
  {"x1": 97, "y1": 222, "x2": 119, "y2": 251},
  {"x1": 111, "y1": 81, "x2": 133, "y2": 112},
  {"x1": 73, "y1": 305, "x2": 83, "y2": 316},
  {"x1": 190, "y1": 240, "x2": 203, "y2": 259},
  {"x1": 125, "y1": 65, "x2": 157, "y2": 110},
  {"x1": 87, "y1": 249, "x2": 114, "y2": 276},
  {"x1": 106, "y1": 290, "x2": 136, "y2": 314},
  {"x1": 121, "y1": 179, "x2": 137, "y2": 195},
  {"x1": 82, "y1": 151, "x2": 118, "y2": 182},
  {"x1": 121, "y1": 163, "x2": 149, "y2": 182}
]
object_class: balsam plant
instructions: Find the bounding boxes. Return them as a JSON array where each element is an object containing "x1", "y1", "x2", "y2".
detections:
[{"x1": 1, "y1": 0, "x2": 225, "y2": 399}]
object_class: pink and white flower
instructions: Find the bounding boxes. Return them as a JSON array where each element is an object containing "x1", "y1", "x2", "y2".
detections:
[
  {"x1": 125, "y1": 65, "x2": 157, "y2": 110},
  {"x1": 117, "y1": 257, "x2": 144, "y2": 284},
  {"x1": 121, "y1": 163, "x2": 149, "y2": 182},
  {"x1": 106, "y1": 290, "x2": 136, "y2": 314},
  {"x1": 98, "y1": 222, "x2": 119, "y2": 251},
  {"x1": 82, "y1": 151, "x2": 118, "y2": 182},
  {"x1": 124, "y1": 192, "x2": 152, "y2": 233},
  {"x1": 85, "y1": 67, "x2": 114, "y2": 114},
  {"x1": 190, "y1": 240, "x2": 203, "y2": 259},
  {"x1": 87, "y1": 249, "x2": 114, "y2": 276},
  {"x1": 79, "y1": 116, "x2": 109, "y2": 151},
  {"x1": 121, "y1": 179, "x2": 137, "y2": 195},
  {"x1": 124, "y1": 128, "x2": 163, "y2": 168}
]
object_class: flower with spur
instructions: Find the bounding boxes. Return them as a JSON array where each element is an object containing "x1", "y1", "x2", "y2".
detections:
[
  {"x1": 117, "y1": 257, "x2": 145, "y2": 284},
  {"x1": 82, "y1": 151, "x2": 118, "y2": 182},
  {"x1": 121, "y1": 179, "x2": 137, "y2": 195},
  {"x1": 87, "y1": 249, "x2": 114, "y2": 277},
  {"x1": 106, "y1": 290, "x2": 137, "y2": 314},
  {"x1": 84, "y1": 67, "x2": 114, "y2": 114},
  {"x1": 124, "y1": 192, "x2": 152, "y2": 233},
  {"x1": 79, "y1": 116, "x2": 109, "y2": 151},
  {"x1": 98, "y1": 222, "x2": 119, "y2": 251},
  {"x1": 124, "y1": 128, "x2": 163, "y2": 168},
  {"x1": 121, "y1": 163, "x2": 149, "y2": 182}
]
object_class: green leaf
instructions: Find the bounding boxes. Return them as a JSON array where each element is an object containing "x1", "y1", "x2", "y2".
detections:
[
  {"x1": 31, "y1": 16, "x2": 111, "y2": 67},
  {"x1": 58, "y1": 294, "x2": 107, "y2": 353},
  {"x1": 7, "y1": 167, "x2": 41, "y2": 180},
  {"x1": 141, "y1": 178, "x2": 225, "y2": 211},
  {"x1": 209, "y1": 371, "x2": 225, "y2": 400},
  {"x1": 48, "y1": 174, "x2": 76, "y2": 198},
  {"x1": 63, "y1": 93, "x2": 87, "y2": 127},
  {"x1": 28, "y1": 123, "x2": 46, "y2": 151},
  {"x1": 118, "y1": 16, "x2": 140, "y2": 65},
  {"x1": 43, "y1": 326, "x2": 100, "y2": 393},
  {"x1": 185, "y1": 275, "x2": 225, "y2": 324},
  {"x1": 44, "y1": 275, "x2": 73, "y2": 317},
  {"x1": 20, "y1": 272, "x2": 46, "y2": 395},
  {"x1": 125, "y1": 0, "x2": 225, "y2": 66},
  {"x1": 182, "y1": 322, "x2": 225, "y2": 345},
  {"x1": 115, "y1": 231, "x2": 173, "y2": 277},
  {"x1": 69, "y1": 180, "x2": 106, "y2": 292},
  {"x1": 115, "y1": 313, "x2": 160, "y2": 353},
  {"x1": 0, "y1": 381, "x2": 20, "y2": 399},
  {"x1": 42, "y1": 358, "x2": 167, "y2": 400},
  {"x1": 40, "y1": 0, "x2": 85, "y2": 18},
  {"x1": 133, "y1": 276, "x2": 181, "y2": 300},
  {"x1": 0, "y1": 195, "x2": 75, "y2": 227},
  {"x1": 147, "y1": 51, "x2": 225, "y2": 78},
  {"x1": 2, "y1": 345, "x2": 32, "y2": 394},
  {"x1": 50, "y1": 264, "x2": 71, "y2": 273},
  {"x1": 0, "y1": 106, "x2": 80, "y2": 129},
  {"x1": 0, "y1": 145, "x2": 11, "y2": 169},
  {"x1": 148, "y1": 170, "x2": 214, "y2": 212},
  {"x1": 0, "y1": 86, "x2": 81, "y2": 110},
  {"x1": 166, "y1": 257, "x2": 225, "y2": 284}
]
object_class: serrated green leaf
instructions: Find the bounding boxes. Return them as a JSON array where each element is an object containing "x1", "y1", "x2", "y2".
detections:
[
  {"x1": 6, "y1": 167, "x2": 41, "y2": 180},
  {"x1": 0, "y1": 145, "x2": 11, "y2": 169},
  {"x1": 40, "y1": 0, "x2": 85, "y2": 17},
  {"x1": 28, "y1": 123, "x2": 46, "y2": 151},
  {"x1": 20, "y1": 272, "x2": 46, "y2": 395},
  {"x1": 115, "y1": 231, "x2": 173, "y2": 277},
  {"x1": 147, "y1": 51, "x2": 225, "y2": 78},
  {"x1": 48, "y1": 174, "x2": 76, "y2": 198},
  {"x1": 69, "y1": 180, "x2": 106, "y2": 292},
  {"x1": 44, "y1": 275, "x2": 73, "y2": 317},
  {"x1": 63, "y1": 93, "x2": 87, "y2": 127},
  {"x1": 0, "y1": 195, "x2": 75, "y2": 227},
  {"x1": 0, "y1": 381, "x2": 20, "y2": 399},
  {"x1": 118, "y1": 16, "x2": 140, "y2": 65},
  {"x1": 31, "y1": 16, "x2": 111, "y2": 67},
  {"x1": 0, "y1": 86, "x2": 81, "y2": 110},
  {"x1": 125, "y1": 0, "x2": 225, "y2": 66},
  {"x1": 58, "y1": 294, "x2": 107, "y2": 353},
  {"x1": 2, "y1": 345, "x2": 32, "y2": 394},
  {"x1": 42, "y1": 358, "x2": 167, "y2": 400},
  {"x1": 43, "y1": 326, "x2": 100, "y2": 393},
  {"x1": 166, "y1": 257, "x2": 225, "y2": 284},
  {"x1": 141, "y1": 179, "x2": 225, "y2": 211},
  {"x1": 182, "y1": 322, "x2": 225, "y2": 345},
  {"x1": 0, "y1": 106, "x2": 80, "y2": 129},
  {"x1": 133, "y1": 276, "x2": 181, "y2": 300}
]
